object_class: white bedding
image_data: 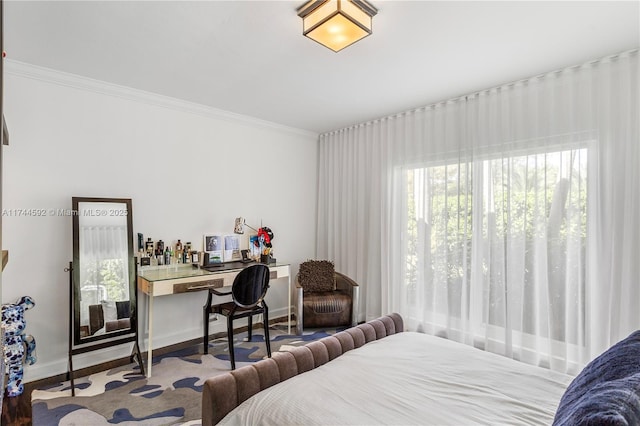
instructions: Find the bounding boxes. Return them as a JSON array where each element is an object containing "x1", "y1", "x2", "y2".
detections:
[{"x1": 219, "y1": 332, "x2": 573, "y2": 425}]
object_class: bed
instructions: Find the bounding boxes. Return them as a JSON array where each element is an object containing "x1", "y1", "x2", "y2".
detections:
[{"x1": 202, "y1": 313, "x2": 640, "y2": 425}]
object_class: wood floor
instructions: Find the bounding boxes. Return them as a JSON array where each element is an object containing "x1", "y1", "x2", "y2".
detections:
[{"x1": 2, "y1": 382, "x2": 36, "y2": 426}]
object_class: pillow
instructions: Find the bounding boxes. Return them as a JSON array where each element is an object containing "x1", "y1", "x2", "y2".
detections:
[
  {"x1": 298, "y1": 260, "x2": 335, "y2": 293},
  {"x1": 116, "y1": 300, "x2": 131, "y2": 319},
  {"x1": 553, "y1": 330, "x2": 640, "y2": 425}
]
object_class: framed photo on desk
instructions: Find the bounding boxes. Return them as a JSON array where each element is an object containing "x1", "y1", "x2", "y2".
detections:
[
  {"x1": 224, "y1": 235, "x2": 241, "y2": 262},
  {"x1": 203, "y1": 234, "x2": 223, "y2": 263}
]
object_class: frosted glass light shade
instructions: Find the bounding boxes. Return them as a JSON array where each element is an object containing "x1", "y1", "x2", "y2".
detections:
[{"x1": 297, "y1": 0, "x2": 377, "y2": 52}]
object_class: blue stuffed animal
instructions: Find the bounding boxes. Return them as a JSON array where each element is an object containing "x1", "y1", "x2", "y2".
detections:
[{"x1": 1, "y1": 296, "x2": 36, "y2": 397}]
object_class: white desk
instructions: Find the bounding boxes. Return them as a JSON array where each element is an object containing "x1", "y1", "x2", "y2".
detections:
[{"x1": 137, "y1": 262, "x2": 291, "y2": 376}]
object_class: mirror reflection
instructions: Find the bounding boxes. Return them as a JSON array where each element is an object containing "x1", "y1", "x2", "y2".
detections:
[{"x1": 72, "y1": 198, "x2": 136, "y2": 345}]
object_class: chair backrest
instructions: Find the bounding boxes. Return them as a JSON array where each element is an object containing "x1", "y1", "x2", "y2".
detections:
[
  {"x1": 88, "y1": 304, "x2": 104, "y2": 335},
  {"x1": 232, "y1": 264, "x2": 270, "y2": 308}
]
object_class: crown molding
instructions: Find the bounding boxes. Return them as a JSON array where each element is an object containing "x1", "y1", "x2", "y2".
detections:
[{"x1": 5, "y1": 60, "x2": 318, "y2": 139}]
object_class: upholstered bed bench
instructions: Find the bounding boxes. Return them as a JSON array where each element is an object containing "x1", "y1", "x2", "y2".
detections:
[
  {"x1": 201, "y1": 313, "x2": 404, "y2": 425},
  {"x1": 202, "y1": 311, "x2": 640, "y2": 425}
]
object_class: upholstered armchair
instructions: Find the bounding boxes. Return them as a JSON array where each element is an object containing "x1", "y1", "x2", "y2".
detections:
[{"x1": 294, "y1": 260, "x2": 359, "y2": 335}]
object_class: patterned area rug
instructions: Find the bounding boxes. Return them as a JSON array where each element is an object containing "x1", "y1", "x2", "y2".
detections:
[{"x1": 31, "y1": 325, "x2": 337, "y2": 425}]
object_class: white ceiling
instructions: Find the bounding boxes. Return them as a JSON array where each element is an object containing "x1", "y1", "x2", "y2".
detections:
[{"x1": 4, "y1": 1, "x2": 639, "y2": 134}]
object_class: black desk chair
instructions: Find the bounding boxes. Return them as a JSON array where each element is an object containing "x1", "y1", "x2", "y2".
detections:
[{"x1": 203, "y1": 264, "x2": 271, "y2": 369}]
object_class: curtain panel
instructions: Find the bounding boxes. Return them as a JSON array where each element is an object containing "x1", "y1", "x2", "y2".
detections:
[
  {"x1": 79, "y1": 224, "x2": 131, "y2": 302},
  {"x1": 80, "y1": 225, "x2": 129, "y2": 261},
  {"x1": 316, "y1": 50, "x2": 638, "y2": 373}
]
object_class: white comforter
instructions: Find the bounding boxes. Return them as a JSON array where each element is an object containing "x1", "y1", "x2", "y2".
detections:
[{"x1": 219, "y1": 332, "x2": 573, "y2": 425}]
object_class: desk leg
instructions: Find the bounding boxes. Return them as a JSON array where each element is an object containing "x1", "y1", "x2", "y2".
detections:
[{"x1": 147, "y1": 292, "x2": 154, "y2": 377}]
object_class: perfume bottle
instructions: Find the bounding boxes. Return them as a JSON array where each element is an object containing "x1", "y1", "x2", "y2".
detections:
[
  {"x1": 145, "y1": 238, "x2": 154, "y2": 256},
  {"x1": 164, "y1": 246, "x2": 171, "y2": 265},
  {"x1": 176, "y1": 240, "x2": 183, "y2": 263},
  {"x1": 184, "y1": 242, "x2": 192, "y2": 263}
]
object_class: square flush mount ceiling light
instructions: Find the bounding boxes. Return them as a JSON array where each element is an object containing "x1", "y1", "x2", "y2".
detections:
[{"x1": 297, "y1": 0, "x2": 378, "y2": 52}]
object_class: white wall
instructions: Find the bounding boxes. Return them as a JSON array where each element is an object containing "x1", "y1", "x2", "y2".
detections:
[{"x1": 2, "y1": 61, "x2": 319, "y2": 381}]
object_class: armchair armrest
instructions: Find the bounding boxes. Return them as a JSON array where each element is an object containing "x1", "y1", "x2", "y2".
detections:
[
  {"x1": 209, "y1": 288, "x2": 232, "y2": 297},
  {"x1": 295, "y1": 276, "x2": 304, "y2": 335},
  {"x1": 335, "y1": 272, "x2": 358, "y2": 291},
  {"x1": 203, "y1": 288, "x2": 233, "y2": 314},
  {"x1": 335, "y1": 272, "x2": 359, "y2": 327}
]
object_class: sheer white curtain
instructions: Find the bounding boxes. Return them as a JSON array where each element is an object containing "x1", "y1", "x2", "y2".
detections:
[
  {"x1": 317, "y1": 50, "x2": 638, "y2": 373},
  {"x1": 80, "y1": 225, "x2": 129, "y2": 262},
  {"x1": 79, "y1": 224, "x2": 130, "y2": 300}
]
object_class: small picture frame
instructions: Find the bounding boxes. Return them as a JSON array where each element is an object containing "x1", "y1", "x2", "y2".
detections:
[
  {"x1": 203, "y1": 234, "x2": 223, "y2": 263},
  {"x1": 241, "y1": 249, "x2": 250, "y2": 261},
  {"x1": 224, "y1": 235, "x2": 241, "y2": 262}
]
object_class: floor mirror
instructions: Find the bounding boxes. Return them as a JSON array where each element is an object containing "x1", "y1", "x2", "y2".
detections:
[{"x1": 68, "y1": 197, "x2": 143, "y2": 394}]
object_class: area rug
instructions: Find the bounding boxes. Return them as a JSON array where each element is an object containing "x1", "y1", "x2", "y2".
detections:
[{"x1": 31, "y1": 325, "x2": 337, "y2": 425}]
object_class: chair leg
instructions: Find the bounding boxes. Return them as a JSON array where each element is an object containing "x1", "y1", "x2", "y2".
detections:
[
  {"x1": 263, "y1": 304, "x2": 271, "y2": 358},
  {"x1": 227, "y1": 316, "x2": 236, "y2": 370},
  {"x1": 203, "y1": 307, "x2": 209, "y2": 355},
  {"x1": 247, "y1": 315, "x2": 253, "y2": 341}
]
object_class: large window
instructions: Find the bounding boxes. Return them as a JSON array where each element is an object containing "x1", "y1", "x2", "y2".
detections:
[{"x1": 405, "y1": 148, "x2": 587, "y2": 345}]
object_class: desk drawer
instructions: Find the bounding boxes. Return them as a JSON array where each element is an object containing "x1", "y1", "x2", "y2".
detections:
[{"x1": 173, "y1": 278, "x2": 224, "y2": 293}]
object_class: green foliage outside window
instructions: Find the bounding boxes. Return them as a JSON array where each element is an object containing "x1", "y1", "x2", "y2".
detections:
[
  {"x1": 405, "y1": 149, "x2": 587, "y2": 340},
  {"x1": 82, "y1": 258, "x2": 128, "y2": 302}
]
